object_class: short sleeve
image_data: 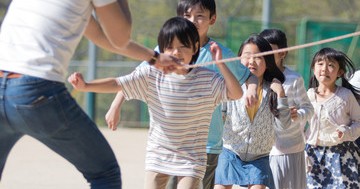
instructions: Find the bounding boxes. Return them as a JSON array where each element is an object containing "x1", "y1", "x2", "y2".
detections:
[
  {"x1": 92, "y1": 0, "x2": 117, "y2": 7},
  {"x1": 116, "y1": 66, "x2": 150, "y2": 102}
]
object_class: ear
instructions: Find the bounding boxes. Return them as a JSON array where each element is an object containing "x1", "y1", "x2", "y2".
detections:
[
  {"x1": 279, "y1": 51, "x2": 287, "y2": 60},
  {"x1": 209, "y1": 15, "x2": 216, "y2": 25},
  {"x1": 193, "y1": 41, "x2": 200, "y2": 54},
  {"x1": 338, "y1": 69, "x2": 345, "y2": 77}
]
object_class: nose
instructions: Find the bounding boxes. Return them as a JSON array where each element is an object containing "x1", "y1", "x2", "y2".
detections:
[
  {"x1": 171, "y1": 48, "x2": 180, "y2": 56},
  {"x1": 248, "y1": 57, "x2": 255, "y2": 65}
]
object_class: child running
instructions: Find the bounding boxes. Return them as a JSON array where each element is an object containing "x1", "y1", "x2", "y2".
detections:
[
  {"x1": 259, "y1": 29, "x2": 314, "y2": 189},
  {"x1": 214, "y1": 34, "x2": 292, "y2": 189},
  {"x1": 105, "y1": 1, "x2": 258, "y2": 188},
  {"x1": 305, "y1": 47, "x2": 360, "y2": 188},
  {"x1": 68, "y1": 17, "x2": 244, "y2": 189}
]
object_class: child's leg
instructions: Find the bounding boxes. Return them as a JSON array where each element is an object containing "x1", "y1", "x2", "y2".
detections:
[
  {"x1": 144, "y1": 171, "x2": 169, "y2": 189},
  {"x1": 177, "y1": 176, "x2": 201, "y2": 189}
]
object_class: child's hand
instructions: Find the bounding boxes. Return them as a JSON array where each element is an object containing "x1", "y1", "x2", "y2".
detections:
[
  {"x1": 68, "y1": 72, "x2": 86, "y2": 91},
  {"x1": 245, "y1": 86, "x2": 258, "y2": 107},
  {"x1": 210, "y1": 42, "x2": 223, "y2": 62},
  {"x1": 289, "y1": 106, "x2": 298, "y2": 121},
  {"x1": 270, "y1": 78, "x2": 285, "y2": 97}
]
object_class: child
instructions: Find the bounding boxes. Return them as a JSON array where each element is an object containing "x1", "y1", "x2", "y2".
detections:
[
  {"x1": 306, "y1": 47, "x2": 360, "y2": 188},
  {"x1": 105, "y1": 1, "x2": 258, "y2": 188},
  {"x1": 68, "y1": 17, "x2": 244, "y2": 189},
  {"x1": 214, "y1": 34, "x2": 292, "y2": 189},
  {"x1": 259, "y1": 29, "x2": 314, "y2": 189}
]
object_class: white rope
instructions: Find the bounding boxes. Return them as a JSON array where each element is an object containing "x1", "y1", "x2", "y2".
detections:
[{"x1": 185, "y1": 31, "x2": 360, "y2": 68}]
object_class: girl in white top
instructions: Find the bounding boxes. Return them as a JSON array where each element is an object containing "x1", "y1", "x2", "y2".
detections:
[
  {"x1": 306, "y1": 47, "x2": 360, "y2": 188},
  {"x1": 260, "y1": 29, "x2": 314, "y2": 189},
  {"x1": 68, "y1": 17, "x2": 244, "y2": 189}
]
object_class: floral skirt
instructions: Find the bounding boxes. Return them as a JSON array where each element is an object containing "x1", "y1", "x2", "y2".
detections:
[{"x1": 305, "y1": 142, "x2": 360, "y2": 189}]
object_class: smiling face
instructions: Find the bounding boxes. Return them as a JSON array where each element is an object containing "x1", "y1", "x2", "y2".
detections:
[
  {"x1": 313, "y1": 59, "x2": 343, "y2": 86},
  {"x1": 240, "y1": 43, "x2": 266, "y2": 81},
  {"x1": 182, "y1": 3, "x2": 216, "y2": 44},
  {"x1": 164, "y1": 36, "x2": 197, "y2": 66}
]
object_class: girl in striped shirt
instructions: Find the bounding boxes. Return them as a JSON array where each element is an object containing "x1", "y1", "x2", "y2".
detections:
[{"x1": 68, "y1": 17, "x2": 245, "y2": 189}]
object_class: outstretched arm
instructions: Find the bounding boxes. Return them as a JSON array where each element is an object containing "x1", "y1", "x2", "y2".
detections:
[
  {"x1": 85, "y1": 2, "x2": 180, "y2": 72},
  {"x1": 211, "y1": 42, "x2": 242, "y2": 100},
  {"x1": 68, "y1": 72, "x2": 122, "y2": 93}
]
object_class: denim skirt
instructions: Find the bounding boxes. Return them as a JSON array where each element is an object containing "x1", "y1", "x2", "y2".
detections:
[{"x1": 214, "y1": 148, "x2": 274, "y2": 189}]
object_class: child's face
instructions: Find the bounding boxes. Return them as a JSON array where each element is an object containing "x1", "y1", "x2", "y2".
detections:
[
  {"x1": 240, "y1": 43, "x2": 266, "y2": 79},
  {"x1": 164, "y1": 36, "x2": 196, "y2": 65},
  {"x1": 313, "y1": 59, "x2": 343, "y2": 86},
  {"x1": 182, "y1": 3, "x2": 215, "y2": 39}
]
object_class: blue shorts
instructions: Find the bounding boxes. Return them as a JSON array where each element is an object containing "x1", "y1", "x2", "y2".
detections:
[{"x1": 214, "y1": 148, "x2": 274, "y2": 189}]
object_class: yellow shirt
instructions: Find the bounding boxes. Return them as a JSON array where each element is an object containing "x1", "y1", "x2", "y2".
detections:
[{"x1": 246, "y1": 85, "x2": 263, "y2": 122}]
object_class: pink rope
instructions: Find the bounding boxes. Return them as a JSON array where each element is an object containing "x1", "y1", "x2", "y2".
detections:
[{"x1": 186, "y1": 31, "x2": 360, "y2": 68}]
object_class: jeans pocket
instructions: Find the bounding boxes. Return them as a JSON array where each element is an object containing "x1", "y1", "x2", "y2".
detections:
[{"x1": 15, "y1": 94, "x2": 68, "y2": 136}]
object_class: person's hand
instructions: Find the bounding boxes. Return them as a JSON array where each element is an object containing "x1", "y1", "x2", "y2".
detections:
[
  {"x1": 336, "y1": 130, "x2": 344, "y2": 139},
  {"x1": 154, "y1": 53, "x2": 183, "y2": 74},
  {"x1": 245, "y1": 87, "x2": 258, "y2": 107},
  {"x1": 289, "y1": 106, "x2": 298, "y2": 121},
  {"x1": 68, "y1": 72, "x2": 86, "y2": 91},
  {"x1": 210, "y1": 42, "x2": 222, "y2": 62},
  {"x1": 105, "y1": 106, "x2": 121, "y2": 131},
  {"x1": 270, "y1": 78, "x2": 285, "y2": 97}
]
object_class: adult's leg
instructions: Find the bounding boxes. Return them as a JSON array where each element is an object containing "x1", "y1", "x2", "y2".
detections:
[
  {"x1": 0, "y1": 75, "x2": 24, "y2": 180},
  {"x1": 5, "y1": 76, "x2": 121, "y2": 189}
]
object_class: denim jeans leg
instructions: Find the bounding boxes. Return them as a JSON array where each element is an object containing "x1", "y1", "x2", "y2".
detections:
[
  {"x1": 2, "y1": 76, "x2": 121, "y2": 189},
  {"x1": 0, "y1": 76, "x2": 24, "y2": 180}
]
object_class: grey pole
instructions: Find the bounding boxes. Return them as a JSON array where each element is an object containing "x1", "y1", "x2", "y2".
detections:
[
  {"x1": 262, "y1": 0, "x2": 272, "y2": 30},
  {"x1": 86, "y1": 41, "x2": 97, "y2": 120}
]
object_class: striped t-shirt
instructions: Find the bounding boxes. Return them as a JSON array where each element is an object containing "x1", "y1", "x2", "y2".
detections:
[{"x1": 117, "y1": 66, "x2": 228, "y2": 179}]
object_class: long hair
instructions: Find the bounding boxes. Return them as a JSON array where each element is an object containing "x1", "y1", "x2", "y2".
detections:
[
  {"x1": 238, "y1": 34, "x2": 285, "y2": 117},
  {"x1": 157, "y1": 17, "x2": 200, "y2": 65},
  {"x1": 309, "y1": 47, "x2": 360, "y2": 101}
]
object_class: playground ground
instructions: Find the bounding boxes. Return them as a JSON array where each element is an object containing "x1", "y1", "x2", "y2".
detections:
[{"x1": 0, "y1": 127, "x2": 244, "y2": 189}]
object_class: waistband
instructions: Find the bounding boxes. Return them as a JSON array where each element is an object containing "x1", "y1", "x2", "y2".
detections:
[{"x1": 0, "y1": 70, "x2": 23, "y2": 79}]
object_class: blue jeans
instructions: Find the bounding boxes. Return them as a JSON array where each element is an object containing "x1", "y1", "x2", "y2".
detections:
[{"x1": 0, "y1": 74, "x2": 121, "y2": 189}]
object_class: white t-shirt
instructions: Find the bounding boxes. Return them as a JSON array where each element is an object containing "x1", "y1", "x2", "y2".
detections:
[{"x1": 0, "y1": 0, "x2": 115, "y2": 82}]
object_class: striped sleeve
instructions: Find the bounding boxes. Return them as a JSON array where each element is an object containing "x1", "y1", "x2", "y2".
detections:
[{"x1": 116, "y1": 66, "x2": 150, "y2": 102}]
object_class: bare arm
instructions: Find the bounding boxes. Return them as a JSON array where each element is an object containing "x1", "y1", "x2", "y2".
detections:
[
  {"x1": 105, "y1": 91, "x2": 126, "y2": 130},
  {"x1": 210, "y1": 42, "x2": 242, "y2": 100},
  {"x1": 85, "y1": 3, "x2": 180, "y2": 71},
  {"x1": 68, "y1": 72, "x2": 121, "y2": 93}
]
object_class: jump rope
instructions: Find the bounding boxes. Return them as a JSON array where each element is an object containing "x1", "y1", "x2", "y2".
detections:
[{"x1": 185, "y1": 31, "x2": 360, "y2": 69}]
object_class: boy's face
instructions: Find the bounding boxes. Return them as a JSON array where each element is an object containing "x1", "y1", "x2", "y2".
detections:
[
  {"x1": 164, "y1": 36, "x2": 197, "y2": 65},
  {"x1": 269, "y1": 43, "x2": 287, "y2": 70},
  {"x1": 182, "y1": 4, "x2": 216, "y2": 39}
]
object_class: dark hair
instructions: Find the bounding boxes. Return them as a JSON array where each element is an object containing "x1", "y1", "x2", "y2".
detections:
[
  {"x1": 177, "y1": 0, "x2": 216, "y2": 18},
  {"x1": 309, "y1": 47, "x2": 360, "y2": 101},
  {"x1": 238, "y1": 34, "x2": 285, "y2": 117},
  {"x1": 157, "y1": 17, "x2": 200, "y2": 65},
  {"x1": 259, "y1": 29, "x2": 288, "y2": 49}
]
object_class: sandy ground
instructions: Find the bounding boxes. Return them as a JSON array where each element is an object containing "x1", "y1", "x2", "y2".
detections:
[
  {"x1": 0, "y1": 127, "x2": 147, "y2": 189},
  {"x1": 0, "y1": 127, "x2": 244, "y2": 189}
]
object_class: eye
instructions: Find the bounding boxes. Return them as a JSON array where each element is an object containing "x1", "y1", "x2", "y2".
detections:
[{"x1": 183, "y1": 14, "x2": 191, "y2": 18}]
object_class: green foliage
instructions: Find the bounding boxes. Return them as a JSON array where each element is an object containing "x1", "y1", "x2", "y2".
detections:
[{"x1": 2, "y1": 0, "x2": 360, "y2": 127}]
